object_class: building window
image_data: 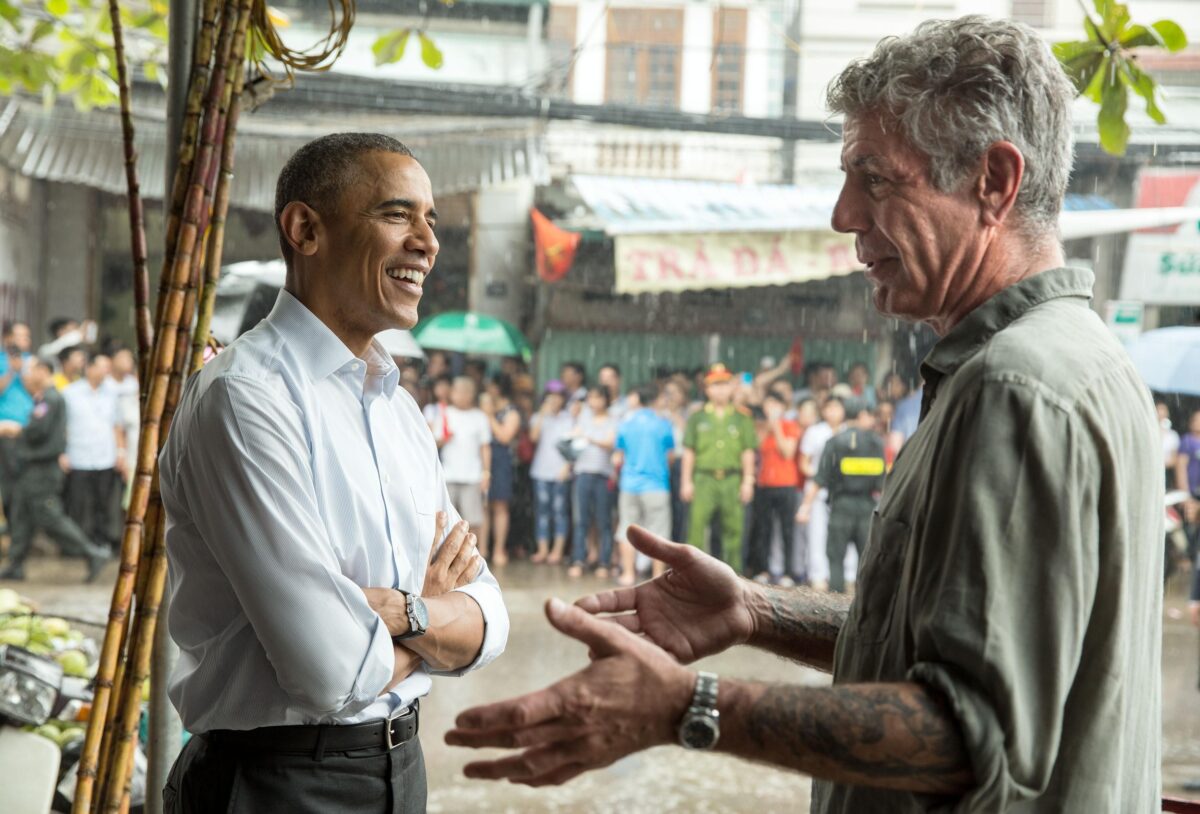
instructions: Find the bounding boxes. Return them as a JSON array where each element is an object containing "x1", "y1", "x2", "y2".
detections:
[
  {"x1": 711, "y1": 7, "x2": 746, "y2": 114},
  {"x1": 605, "y1": 9, "x2": 683, "y2": 108}
]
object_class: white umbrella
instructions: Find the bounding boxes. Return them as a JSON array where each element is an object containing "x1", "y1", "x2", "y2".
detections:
[{"x1": 376, "y1": 329, "x2": 426, "y2": 360}]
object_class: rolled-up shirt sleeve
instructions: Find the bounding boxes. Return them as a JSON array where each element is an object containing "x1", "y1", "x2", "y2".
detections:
[
  {"x1": 902, "y1": 378, "x2": 1099, "y2": 812},
  {"x1": 168, "y1": 376, "x2": 395, "y2": 717},
  {"x1": 428, "y1": 467, "x2": 509, "y2": 677}
]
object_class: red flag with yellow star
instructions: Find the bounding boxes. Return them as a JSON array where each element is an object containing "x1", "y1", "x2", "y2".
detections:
[{"x1": 530, "y1": 208, "x2": 580, "y2": 283}]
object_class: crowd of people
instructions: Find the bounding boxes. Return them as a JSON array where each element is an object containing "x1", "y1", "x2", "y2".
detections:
[
  {"x1": 402, "y1": 346, "x2": 925, "y2": 591},
  {"x1": 0, "y1": 318, "x2": 138, "y2": 581}
]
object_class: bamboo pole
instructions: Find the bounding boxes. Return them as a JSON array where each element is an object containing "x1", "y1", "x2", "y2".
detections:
[
  {"x1": 106, "y1": 0, "x2": 152, "y2": 367},
  {"x1": 99, "y1": 3, "x2": 249, "y2": 810},
  {"x1": 143, "y1": 0, "x2": 222, "y2": 394},
  {"x1": 189, "y1": 38, "x2": 248, "y2": 374},
  {"x1": 74, "y1": 1, "x2": 230, "y2": 807}
]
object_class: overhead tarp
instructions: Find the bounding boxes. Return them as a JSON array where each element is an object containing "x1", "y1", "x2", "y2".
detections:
[
  {"x1": 0, "y1": 98, "x2": 547, "y2": 212},
  {"x1": 571, "y1": 174, "x2": 1200, "y2": 294}
]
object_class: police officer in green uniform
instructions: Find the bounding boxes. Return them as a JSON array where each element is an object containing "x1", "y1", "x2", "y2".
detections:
[
  {"x1": 799, "y1": 398, "x2": 885, "y2": 593},
  {"x1": 0, "y1": 357, "x2": 109, "y2": 582},
  {"x1": 681, "y1": 364, "x2": 757, "y2": 571}
]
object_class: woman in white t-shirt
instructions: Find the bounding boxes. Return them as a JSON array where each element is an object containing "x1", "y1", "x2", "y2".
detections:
[
  {"x1": 568, "y1": 387, "x2": 617, "y2": 579},
  {"x1": 439, "y1": 377, "x2": 492, "y2": 544},
  {"x1": 529, "y1": 382, "x2": 573, "y2": 564}
]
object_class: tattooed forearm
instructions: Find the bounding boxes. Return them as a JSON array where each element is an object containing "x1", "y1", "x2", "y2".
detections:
[
  {"x1": 747, "y1": 584, "x2": 852, "y2": 671},
  {"x1": 722, "y1": 681, "x2": 974, "y2": 794}
]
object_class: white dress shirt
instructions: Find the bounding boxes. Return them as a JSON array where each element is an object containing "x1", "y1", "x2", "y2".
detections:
[
  {"x1": 62, "y1": 379, "x2": 120, "y2": 471},
  {"x1": 160, "y1": 290, "x2": 509, "y2": 732}
]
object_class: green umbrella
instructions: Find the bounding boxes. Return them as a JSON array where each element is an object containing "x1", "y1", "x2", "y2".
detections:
[{"x1": 413, "y1": 311, "x2": 532, "y2": 361}]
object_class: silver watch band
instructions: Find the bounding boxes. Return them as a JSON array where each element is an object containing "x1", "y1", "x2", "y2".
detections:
[{"x1": 693, "y1": 671, "x2": 719, "y2": 710}]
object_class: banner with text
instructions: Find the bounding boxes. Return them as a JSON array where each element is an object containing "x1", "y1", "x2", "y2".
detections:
[{"x1": 614, "y1": 231, "x2": 859, "y2": 294}]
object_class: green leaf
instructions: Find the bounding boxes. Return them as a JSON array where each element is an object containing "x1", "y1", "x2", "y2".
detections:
[
  {"x1": 1101, "y1": 2, "x2": 1131, "y2": 42},
  {"x1": 46, "y1": 0, "x2": 68, "y2": 17},
  {"x1": 419, "y1": 32, "x2": 443, "y2": 70},
  {"x1": 1097, "y1": 79, "x2": 1129, "y2": 155},
  {"x1": 372, "y1": 28, "x2": 410, "y2": 66},
  {"x1": 1082, "y1": 54, "x2": 1110, "y2": 103},
  {"x1": 1119, "y1": 23, "x2": 1160, "y2": 49},
  {"x1": 1054, "y1": 40, "x2": 1105, "y2": 94},
  {"x1": 31, "y1": 20, "x2": 55, "y2": 42},
  {"x1": 0, "y1": 0, "x2": 19, "y2": 26},
  {"x1": 1151, "y1": 20, "x2": 1187, "y2": 52},
  {"x1": 1122, "y1": 60, "x2": 1166, "y2": 124}
]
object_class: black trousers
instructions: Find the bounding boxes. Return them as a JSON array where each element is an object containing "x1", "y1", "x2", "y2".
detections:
[
  {"x1": 65, "y1": 468, "x2": 122, "y2": 549},
  {"x1": 164, "y1": 732, "x2": 427, "y2": 814},
  {"x1": 5, "y1": 469, "x2": 107, "y2": 568},
  {"x1": 748, "y1": 486, "x2": 798, "y2": 577}
]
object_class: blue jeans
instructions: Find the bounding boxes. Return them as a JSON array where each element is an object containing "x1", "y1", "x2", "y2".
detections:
[
  {"x1": 534, "y1": 479, "x2": 570, "y2": 543},
  {"x1": 572, "y1": 473, "x2": 613, "y2": 566}
]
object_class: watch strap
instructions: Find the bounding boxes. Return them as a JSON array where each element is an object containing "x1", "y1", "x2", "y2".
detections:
[{"x1": 692, "y1": 671, "x2": 719, "y2": 711}]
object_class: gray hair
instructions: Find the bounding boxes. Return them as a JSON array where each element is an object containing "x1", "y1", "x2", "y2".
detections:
[
  {"x1": 274, "y1": 132, "x2": 415, "y2": 266},
  {"x1": 826, "y1": 16, "x2": 1075, "y2": 236}
]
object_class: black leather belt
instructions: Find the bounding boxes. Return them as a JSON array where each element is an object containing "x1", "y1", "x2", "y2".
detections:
[{"x1": 207, "y1": 703, "x2": 419, "y2": 759}]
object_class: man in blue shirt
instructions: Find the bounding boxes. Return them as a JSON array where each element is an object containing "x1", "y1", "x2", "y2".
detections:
[
  {"x1": 0, "y1": 320, "x2": 34, "y2": 528},
  {"x1": 614, "y1": 384, "x2": 676, "y2": 585}
]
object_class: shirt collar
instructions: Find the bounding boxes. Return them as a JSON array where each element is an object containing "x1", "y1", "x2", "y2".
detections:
[
  {"x1": 922, "y1": 267, "x2": 1094, "y2": 379},
  {"x1": 266, "y1": 289, "x2": 400, "y2": 397}
]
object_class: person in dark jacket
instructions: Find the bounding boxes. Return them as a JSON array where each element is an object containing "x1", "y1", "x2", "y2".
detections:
[{"x1": 0, "y1": 357, "x2": 110, "y2": 581}]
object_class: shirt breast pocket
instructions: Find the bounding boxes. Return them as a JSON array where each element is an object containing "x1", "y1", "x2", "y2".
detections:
[
  {"x1": 849, "y1": 511, "x2": 911, "y2": 644},
  {"x1": 408, "y1": 484, "x2": 439, "y2": 587}
]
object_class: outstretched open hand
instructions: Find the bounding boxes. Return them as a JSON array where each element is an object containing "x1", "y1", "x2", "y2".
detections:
[
  {"x1": 575, "y1": 526, "x2": 755, "y2": 664},
  {"x1": 445, "y1": 598, "x2": 693, "y2": 787}
]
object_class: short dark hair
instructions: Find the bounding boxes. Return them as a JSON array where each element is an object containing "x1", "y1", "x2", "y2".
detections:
[
  {"x1": 562, "y1": 361, "x2": 586, "y2": 380},
  {"x1": 274, "y1": 133, "x2": 415, "y2": 267},
  {"x1": 587, "y1": 385, "x2": 611, "y2": 408},
  {"x1": 764, "y1": 390, "x2": 787, "y2": 405},
  {"x1": 599, "y1": 363, "x2": 621, "y2": 378},
  {"x1": 635, "y1": 383, "x2": 659, "y2": 405},
  {"x1": 48, "y1": 317, "x2": 76, "y2": 337},
  {"x1": 58, "y1": 345, "x2": 85, "y2": 365},
  {"x1": 29, "y1": 357, "x2": 53, "y2": 374},
  {"x1": 86, "y1": 350, "x2": 111, "y2": 367},
  {"x1": 490, "y1": 373, "x2": 514, "y2": 400}
]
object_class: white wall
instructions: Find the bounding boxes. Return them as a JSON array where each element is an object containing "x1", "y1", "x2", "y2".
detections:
[
  {"x1": 742, "y1": 4, "x2": 772, "y2": 117},
  {"x1": 573, "y1": 1, "x2": 608, "y2": 104},
  {"x1": 679, "y1": 4, "x2": 714, "y2": 113}
]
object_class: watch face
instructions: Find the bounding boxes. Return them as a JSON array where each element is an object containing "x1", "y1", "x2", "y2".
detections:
[
  {"x1": 679, "y1": 714, "x2": 720, "y2": 750},
  {"x1": 413, "y1": 596, "x2": 429, "y2": 630}
]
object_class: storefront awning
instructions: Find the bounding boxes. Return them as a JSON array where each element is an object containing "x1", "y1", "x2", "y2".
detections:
[
  {"x1": 0, "y1": 98, "x2": 548, "y2": 212},
  {"x1": 568, "y1": 175, "x2": 1200, "y2": 294}
]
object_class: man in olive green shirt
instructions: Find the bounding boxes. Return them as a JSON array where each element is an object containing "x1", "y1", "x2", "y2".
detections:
[
  {"x1": 681, "y1": 363, "x2": 758, "y2": 570},
  {"x1": 446, "y1": 18, "x2": 1163, "y2": 814}
]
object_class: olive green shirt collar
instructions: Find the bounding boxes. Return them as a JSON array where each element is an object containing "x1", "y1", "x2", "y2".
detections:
[{"x1": 923, "y1": 267, "x2": 1095, "y2": 380}]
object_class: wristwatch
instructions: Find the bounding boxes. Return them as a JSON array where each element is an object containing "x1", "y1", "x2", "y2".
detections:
[
  {"x1": 393, "y1": 591, "x2": 429, "y2": 641},
  {"x1": 678, "y1": 671, "x2": 720, "y2": 750}
]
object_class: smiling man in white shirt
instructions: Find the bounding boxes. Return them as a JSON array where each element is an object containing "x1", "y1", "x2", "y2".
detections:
[{"x1": 159, "y1": 133, "x2": 509, "y2": 813}]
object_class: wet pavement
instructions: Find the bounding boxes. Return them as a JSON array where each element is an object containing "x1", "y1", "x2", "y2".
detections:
[{"x1": 7, "y1": 554, "x2": 1200, "y2": 812}]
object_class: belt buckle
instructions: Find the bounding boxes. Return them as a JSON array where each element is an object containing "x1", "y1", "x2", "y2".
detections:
[
  {"x1": 386, "y1": 714, "x2": 399, "y2": 750},
  {"x1": 385, "y1": 705, "x2": 412, "y2": 751}
]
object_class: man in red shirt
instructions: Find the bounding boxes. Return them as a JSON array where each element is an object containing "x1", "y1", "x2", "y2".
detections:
[{"x1": 748, "y1": 391, "x2": 802, "y2": 585}]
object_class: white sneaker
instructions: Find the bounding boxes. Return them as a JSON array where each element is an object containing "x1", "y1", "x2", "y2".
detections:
[
  {"x1": 777, "y1": 575, "x2": 796, "y2": 588},
  {"x1": 809, "y1": 578, "x2": 829, "y2": 592},
  {"x1": 753, "y1": 572, "x2": 771, "y2": 585}
]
